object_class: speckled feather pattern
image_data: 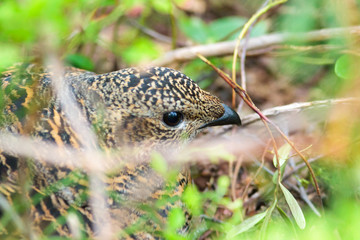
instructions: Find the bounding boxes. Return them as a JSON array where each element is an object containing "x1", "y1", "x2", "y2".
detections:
[{"x1": 0, "y1": 64, "x2": 226, "y2": 238}]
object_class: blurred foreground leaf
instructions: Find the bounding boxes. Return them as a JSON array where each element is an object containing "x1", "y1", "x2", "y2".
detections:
[
  {"x1": 334, "y1": 54, "x2": 360, "y2": 80},
  {"x1": 226, "y1": 211, "x2": 266, "y2": 239}
]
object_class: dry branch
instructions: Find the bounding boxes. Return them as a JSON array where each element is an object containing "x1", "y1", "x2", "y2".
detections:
[
  {"x1": 241, "y1": 97, "x2": 359, "y2": 126},
  {"x1": 151, "y1": 26, "x2": 360, "y2": 66}
]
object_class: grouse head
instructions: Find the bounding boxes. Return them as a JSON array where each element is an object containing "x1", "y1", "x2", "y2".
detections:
[{"x1": 90, "y1": 67, "x2": 241, "y2": 148}]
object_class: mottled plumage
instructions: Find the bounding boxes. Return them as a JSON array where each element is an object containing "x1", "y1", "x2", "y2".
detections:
[{"x1": 0, "y1": 64, "x2": 240, "y2": 239}]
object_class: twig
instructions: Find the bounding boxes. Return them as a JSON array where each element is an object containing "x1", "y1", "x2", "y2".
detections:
[
  {"x1": 151, "y1": 26, "x2": 360, "y2": 66},
  {"x1": 240, "y1": 98, "x2": 360, "y2": 126}
]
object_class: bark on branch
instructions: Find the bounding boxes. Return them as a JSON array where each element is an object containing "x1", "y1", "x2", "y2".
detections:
[{"x1": 151, "y1": 26, "x2": 360, "y2": 66}]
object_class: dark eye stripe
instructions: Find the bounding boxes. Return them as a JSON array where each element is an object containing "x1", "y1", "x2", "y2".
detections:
[{"x1": 163, "y1": 111, "x2": 183, "y2": 127}]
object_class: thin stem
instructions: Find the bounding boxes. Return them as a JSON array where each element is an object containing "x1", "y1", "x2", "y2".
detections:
[
  {"x1": 238, "y1": 0, "x2": 271, "y2": 112},
  {"x1": 46, "y1": 56, "x2": 113, "y2": 240},
  {"x1": 231, "y1": 0, "x2": 287, "y2": 107}
]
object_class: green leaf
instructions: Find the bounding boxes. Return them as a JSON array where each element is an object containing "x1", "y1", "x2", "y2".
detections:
[
  {"x1": 121, "y1": 37, "x2": 160, "y2": 64},
  {"x1": 99, "y1": 0, "x2": 116, "y2": 7},
  {"x1": 280, "y1": 183, "x2": 306, "y2": 229},
  {"x1": 179, "y1": 16, "x2": 268, "y2": 44},
  {"x1": 182, "y1": 185, "x2": 202, "y2": 216},
  {"x1": 273, "y1": 143, "x2": 292, "y2": 167},
  {"x1": 0, "y1": 44, "x2": 20, "y2": 70},
  {"x1": 250, "y1": 20, "x2": 269, "y2": 37},
  {"x1": 207, "y1": 16, "x2": 246, "y2": 42},
  {"x1": 167, "y1": 207, "x2": 186, "y2": 230},
  {"x1": 216, "y1": 175, "x2": 230, "y2": 197},
  {"x1": 151, "y1": 0, "x2": 172, "y2": 14},
  {"x1": 65, "y1": 54, "x2": 94, "y2": 71},
  {"x1": 225, "y1": 198, "x2": 242, "y2": 211},
  {"x1": 260, "y1": 199, "x2": 277, "y2": 240},
  {"x1": 335, "y1": 54, "x2": 360, "y2": 79},
  {"x1": 226, "y1": 211, "x2": 266, "y2": 238},
  {"x1": 178, "y1": 17, "x2": 209, "y2": 44},
  {"x1": 277, "y1": 205, "x2": 294, "y2": 228},
  {"x1": 292, "y1": 56, "x2": 335, "y2": 65}
]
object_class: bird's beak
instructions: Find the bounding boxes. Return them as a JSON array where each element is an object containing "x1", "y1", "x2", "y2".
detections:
[{"x1": 199, "y1": 104, "x2": 241, "y2": 129}]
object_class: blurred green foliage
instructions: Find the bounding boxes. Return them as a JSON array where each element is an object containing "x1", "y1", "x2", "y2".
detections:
[
  {"x1": 0, "y1": 0, "x2": 181, "y2": 70},
  {"x1": 65, "y1": 53, "x2": 95, "y2": 71},
  {"x1": 273, "y1": 0, "x2": 354, "y2": 100},
  {"x1": 1, "y1": 0, "x2": 360, "y2": 239},
  {"x1": 179, "y1": 16, "x2": 268, "y2": 44}
]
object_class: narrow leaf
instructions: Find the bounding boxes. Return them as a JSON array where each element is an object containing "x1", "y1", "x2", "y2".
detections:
[
  {"x1": 280, "y1": 183, "x2": 306, "y2": 229},
  {"x1": 276, "y1": 206, "x2": 293, "y2": 228},
  {"x1": 273, "y1": 143, "x2": 291, "y2": 167},
  {"x1": 227, "y1": 211, "x2": 266, "y2": 239},
  {"x1": 260, "y1": 199, "x2": 277, "y2": 240},
  {"x1": 178, "y1": 17, "x2": 209, "y2": 43},
  {"x1": 207, "y1": 16, "x2": 246, "y2": 41}
]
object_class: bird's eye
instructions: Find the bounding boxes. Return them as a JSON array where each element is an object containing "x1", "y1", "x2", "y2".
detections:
[{"x1": 163, "y1": 111, "x2": 184, "y2": 127}]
